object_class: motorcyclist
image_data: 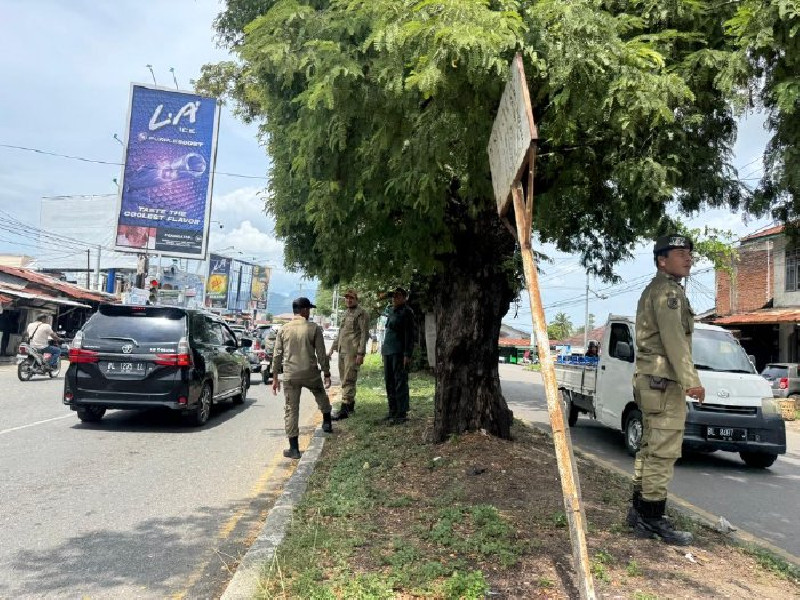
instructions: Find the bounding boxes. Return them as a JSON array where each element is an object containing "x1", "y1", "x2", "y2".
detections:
[{"x1": 25, "y1": 315, "x2": 61, "y2": 370}]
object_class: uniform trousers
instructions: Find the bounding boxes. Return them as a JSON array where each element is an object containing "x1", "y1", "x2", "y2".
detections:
[
  {"x1": 338, "y1": 353, "x2": 360, "y2": 406},
  {"x1": 383, "y1": 353, "x2": 409, "y2": 417},
  {"x1": 632, "y1": 373, "x2": 687, "y2": 501},
  {"x1": 283, "y1": 375, "x2": 331, "y2": 438}
]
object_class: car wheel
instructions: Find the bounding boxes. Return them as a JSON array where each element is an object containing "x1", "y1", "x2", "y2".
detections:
[
  {"x1": 189, "y1": 384, "x2": 212, "y2": 426},
  {"x1": 76, "y1": 406, "x2": 106, "y2": 422},
  {"x1": 624, "y1": 408, "x2": 643, "y2": 457},
  {"x1": 233, "y1": 372, "x2": 248, "y2": 405},
  {"x1": 739, "y1": 451, "x2": 778, "y2": 469},
  {"x1": 17, "y1": 359, "x2": 33, "y2": 381}
]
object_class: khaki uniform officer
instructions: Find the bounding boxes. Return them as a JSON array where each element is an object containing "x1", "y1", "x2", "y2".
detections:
[
  {"x1": 629, "y1": 234, "x2": 705, "y2": 546},
  {"x1": 272, "y1": 297, "x2": 333, "y2": 459},
  {"x1": 328, "y1": 289, "x2": 370, "y2": 420}
]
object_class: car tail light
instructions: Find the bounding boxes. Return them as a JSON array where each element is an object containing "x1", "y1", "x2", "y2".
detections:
[
  {"x1": 71, "y1": 331, "x2": 83, "y2": 348},
  {"x1": 64, "y1": 392, "x2": 73, "y2": 402},
  {"x1": 69, "y1": 348, "x2": 99, "y2": 363},
  {"x1": 779, "y1": 377, "x2": 789, "y2": 390},
  {"x1": 18, "y1": 345, "x2": 28, "y2": 355},
  {"x1": 155, "y1": 338, "x2": 192, "y2": 367},
  {"x1": 177, "y1": 396, "x2": 188, "y2": 405}
]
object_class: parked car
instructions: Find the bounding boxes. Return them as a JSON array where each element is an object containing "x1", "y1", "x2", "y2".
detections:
[
  {"x1": 323, "y1": 327, "x2": 339, "y2": 341},
  {"x1": 761, "y1": 363, "x2": 800, "y2": 398},
  {"x1": 63, "y1": 305, "x2": 251, "y2": 426}
]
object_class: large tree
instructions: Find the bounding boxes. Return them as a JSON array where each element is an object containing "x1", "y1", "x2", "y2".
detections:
[
  {"x1": 199, "y1": 0, "x2": 747, "y2": 442},
  {"x1": 727, "y1": 1, "x2": 800, "y2": 223}
]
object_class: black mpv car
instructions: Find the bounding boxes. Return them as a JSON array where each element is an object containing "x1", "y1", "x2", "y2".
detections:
[{"x1": 64, "y1": 305, "x2": 251, "y2": 426}]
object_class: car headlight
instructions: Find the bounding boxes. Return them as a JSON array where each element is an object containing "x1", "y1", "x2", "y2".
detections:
[{"x1": 762, "y1": 397, "x2": 781, "y2": 416}]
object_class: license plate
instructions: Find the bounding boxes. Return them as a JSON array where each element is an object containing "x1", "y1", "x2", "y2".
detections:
[
  {"x1": 102, "y1": 361, "x2": 148, "y2": 377},
  {"x1": 706, "y1": 426, "x2": 747, "y2": 442}
]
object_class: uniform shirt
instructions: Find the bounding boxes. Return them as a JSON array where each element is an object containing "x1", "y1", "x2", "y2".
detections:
[
  {"x1": 381, "y1": 304, "x2": 415, "y2": 357},
  {"x1": 27, "y1": 322, "x2": 55, "y2": 349},
  {"x1": 635, "y1": 271, "x2": 701, "y2": 389},
  {"x1": 332, "y1": 305, "x2": 369, "y2": 355},
  {"x1": 272, "y1": 316, "x2": 330, "y2": 381}
]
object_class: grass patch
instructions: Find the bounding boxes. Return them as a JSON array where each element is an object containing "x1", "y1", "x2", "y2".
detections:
[
  {"x1": 254, "y1": 354, "x2": 800, "y2": 598},
  {"x1": 741, "y1": 544, "x2": 800, "y2": 582}
]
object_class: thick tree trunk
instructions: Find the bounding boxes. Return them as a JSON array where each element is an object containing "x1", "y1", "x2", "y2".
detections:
[{"x1": 432, "y1": 202, "x2": 517, "y2": 442}]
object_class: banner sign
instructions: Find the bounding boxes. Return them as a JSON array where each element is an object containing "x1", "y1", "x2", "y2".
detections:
[
  {"x1": 206, "y1": 254, "x2": 231, "y2": 308},
  {"x1": 251, "y1": 265, "x2": 272, "y2": 309},
  {"x1": 114, "y1": 84, "x2": 220, "y2": 259}
]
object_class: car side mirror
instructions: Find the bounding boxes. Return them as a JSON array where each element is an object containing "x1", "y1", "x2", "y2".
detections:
[
  {"x1": 239, "y1": 337, "x2": 253, "y2": 348},
  {"x1": 615, "y1": 341, "x2": 633, "y2": 362}
]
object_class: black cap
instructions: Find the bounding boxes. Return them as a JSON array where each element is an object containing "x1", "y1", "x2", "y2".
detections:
[
  {"x1": 654, "y1": 233, "x2": 693, "y2": 254},
  {"x1": 292, "y1": 297, "x2": 316, "y2": 310}
]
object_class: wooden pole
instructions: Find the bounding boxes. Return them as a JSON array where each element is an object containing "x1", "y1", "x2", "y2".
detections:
[{"x1": 511, "y1": 182, "x2": 595, "y2": 600}]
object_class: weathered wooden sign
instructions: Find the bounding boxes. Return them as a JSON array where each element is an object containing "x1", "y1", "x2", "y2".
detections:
[{"x1": 487, "y1": 53, "x2": 538, "y2": 217}]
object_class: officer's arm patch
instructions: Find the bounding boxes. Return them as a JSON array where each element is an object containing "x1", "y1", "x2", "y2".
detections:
[{"x1": 667, "y1": 297, "x2": 679, "y2": 309}]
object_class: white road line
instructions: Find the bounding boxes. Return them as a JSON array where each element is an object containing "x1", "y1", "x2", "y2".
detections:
[{"x1": 0, "y1": 414, "x2": 73, "y2": 435}]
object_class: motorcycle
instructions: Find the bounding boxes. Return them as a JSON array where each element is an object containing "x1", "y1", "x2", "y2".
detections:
[{"x1": 16, "y1": 343, "x2": 61, "y2": 381}]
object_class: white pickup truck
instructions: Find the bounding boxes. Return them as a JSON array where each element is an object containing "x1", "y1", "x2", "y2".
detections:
[{"x1": 555, "y1": 316, "x2": 787, "y2": 468}]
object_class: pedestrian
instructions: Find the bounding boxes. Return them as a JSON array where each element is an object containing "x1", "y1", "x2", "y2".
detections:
[
  {"x1": 25, "y1": 314, "x2": 61, "y2": 369},
  {"x1": 328, "y1": 289, "x2": 370, "y2": 420},
  {"x1": 628, "y1": 234, "x2": 705, "y2": 546},
  {"x1": 272, "y1": 297, "x2": 333, "y2": 459},
  {"x1": 381, "y1": 287, "x2": 415, "y2": 424}
]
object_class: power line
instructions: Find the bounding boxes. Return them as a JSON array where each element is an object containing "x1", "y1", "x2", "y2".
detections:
[{"x1": 0, "y1": 143, "x2": 270, "y2": 181}]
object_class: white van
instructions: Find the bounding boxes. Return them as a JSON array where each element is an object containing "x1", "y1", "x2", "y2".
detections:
[{"x1": 555, "y1": 316, "x2": 787, "y2": 468}]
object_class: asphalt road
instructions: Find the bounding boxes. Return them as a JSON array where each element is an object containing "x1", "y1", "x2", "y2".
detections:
[
  {"x1": 0, "y1": 362, "x2": 328, "y2": 599},
  {"x1": 499, "y1": 363, "x2": 800, "y2": 558}
]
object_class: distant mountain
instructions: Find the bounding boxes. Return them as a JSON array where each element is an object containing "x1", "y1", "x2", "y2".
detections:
[{"x1": 267, "y1": 288, "x2": 316, "y2": 316}]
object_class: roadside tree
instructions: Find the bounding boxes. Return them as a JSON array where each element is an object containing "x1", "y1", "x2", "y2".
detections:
[{"x1": 198, "y1": 0, "x2": 748, "y2": 441}]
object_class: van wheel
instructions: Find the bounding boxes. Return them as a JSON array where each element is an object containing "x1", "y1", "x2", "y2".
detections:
[
  {"x1": 624, "y1": 409, "x2": 643, "y2": 457},
  {"x1": 77, "y1": 406, "x2": 106, "y2": 422},
  {"x1": 189, "y1": 384, "x2": 212, "y2": 426},
  {"x1": 740, "y1": 452, "x2": 777, "y2": 469},
  {"x1": 233, "y1": 372, "x2": 248, "y2": 405},
  {"x1": 562, "y1": 391, "x2": 579, "y2": 427}
]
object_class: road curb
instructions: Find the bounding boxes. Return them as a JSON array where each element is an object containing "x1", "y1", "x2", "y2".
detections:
[
  {"x1": 220, "y1": 429, "x2": 327, "y2": 600},
  {"x1": 527, "y1": 422, "x2": 800, "y2": 568}
]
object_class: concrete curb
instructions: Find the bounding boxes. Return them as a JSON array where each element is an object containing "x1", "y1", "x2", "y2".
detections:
[
  {"x1": 527, "y1": 422, "x2": 800, "y2": 568},
  {"x1": 220, "y1": 429, "x2": 327, "y2": 600}
]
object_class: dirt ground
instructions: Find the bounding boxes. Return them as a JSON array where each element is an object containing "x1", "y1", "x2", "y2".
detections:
[{"x1": 323, "y1": 415, "x2": 800, "y2": 599}]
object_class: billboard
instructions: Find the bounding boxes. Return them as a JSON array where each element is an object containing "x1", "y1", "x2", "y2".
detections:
[
  {"x1": 114, "y1": 84, "x2": 220, "y2": 259},
  {"x1": 206, "y1": 254, "x2": 231, "y2": 308},
  {"x1": 251, "y1": 266, "x2": 272, "y2": 309}
]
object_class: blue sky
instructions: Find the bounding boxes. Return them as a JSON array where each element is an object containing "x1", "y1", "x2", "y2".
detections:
[{"x1": 0, "y1": 0, "x2": 776, "y2": 327}]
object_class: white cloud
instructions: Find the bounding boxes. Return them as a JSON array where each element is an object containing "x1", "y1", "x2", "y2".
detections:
[
  {"x1": 210, "y1": 220, "x2": 283, "y2": 261},
  {"x1": 210, "y1": 187, "x2": 271, "y2": 231}
]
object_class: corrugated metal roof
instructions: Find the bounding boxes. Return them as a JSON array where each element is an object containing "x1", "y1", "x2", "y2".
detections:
[
  {"x1": 0, "y1": 287, "x2": 91, "y2": 308},
  {"x1": 0, "y1": 265, "x2": 115, "y2": 303},
  {"x1": 0, "y1": 293, "x2": 12, "y2": 305},
  {"x1": 714, "y1": 308, "x2": 800, "y2": 325},
  {"x1": 740, "y1": 225, "x2": 785, "y2": 243},
  {"x1": 499, "y1": 337, "x2": 532, "y2": 347}
]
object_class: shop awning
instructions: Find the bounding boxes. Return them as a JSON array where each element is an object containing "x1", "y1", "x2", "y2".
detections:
[
  {"x1": 714, "y1": 308, "x2": 800, "y2": 326},
  {"x1": 0, "y1": 287, "x2": 91, "y2": 309}
]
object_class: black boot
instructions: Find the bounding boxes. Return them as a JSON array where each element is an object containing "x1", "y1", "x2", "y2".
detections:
[
  {"x1": 322, "y1": 412, "x2": 333, "y2": 433},
  {"x1": 634, "y1": 499, "x2": 693, "y2": 546},
  {"x1": 331, "y1": 403, "x2": 352, "y2": 421},
  {"x1": 626, "y1": 489, "x2": 642, "y2": 528},
  {"x1": 283, "y1": 436, "x2": 302, "y2": 459}
]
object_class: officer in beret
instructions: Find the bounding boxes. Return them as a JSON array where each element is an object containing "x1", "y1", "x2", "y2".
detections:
[
  {"x1": 272, "y1": 297, "x2": 333, "y2": 459},
  {"x1": 328, "y1": 288, "x2": 370, "y2": 420},
  {"x1": 628, "y1": 234, "x2": 705, "y2": 545},
  {"x1": 381, "y1": 287, "x2": 415, "y2": 424}
]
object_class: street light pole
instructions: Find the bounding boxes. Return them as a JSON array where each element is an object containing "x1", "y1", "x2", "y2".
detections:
[{"x1": 584, "y1": 270, "x2": 589, "y2": 352}]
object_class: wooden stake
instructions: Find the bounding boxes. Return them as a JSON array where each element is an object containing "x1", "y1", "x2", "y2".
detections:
[{"x1": 511, "y1": 182, "x2": 595, "y2": 600}]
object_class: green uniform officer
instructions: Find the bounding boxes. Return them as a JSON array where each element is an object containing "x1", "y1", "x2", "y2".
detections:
[
  {"x1": 328, "y1": 288, "x2": 370, "y2": 420},
  {"x1": 629, "y1": 234, "x2": 705, "y2": 546},
  {"x1": 272, "y1": 297, "x2": 333, "y2": 459}
]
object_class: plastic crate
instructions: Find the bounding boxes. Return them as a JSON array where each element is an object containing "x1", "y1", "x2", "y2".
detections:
[{"x1": 779, "y1": 398, "x2": 796, "y2": 421}]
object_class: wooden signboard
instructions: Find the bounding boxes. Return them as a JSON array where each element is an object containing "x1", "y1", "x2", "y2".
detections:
[
  {"x1": 487, "y1": 54, "x2": 538, "y2": 218},
  {"x1": 488, "y1": 53, "x2": 596, "y2": 600}
]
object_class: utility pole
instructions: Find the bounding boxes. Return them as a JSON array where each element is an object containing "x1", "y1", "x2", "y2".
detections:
[
  {"x1": 94, "y1": 245, "x2": 102, "y2": 291},
  {"x1": 584, "y1": 270, "x2": 590, "y2": 352},
  {"x1": 86, "y1": 249, "x2": 91, "y2": 290},
  {"x1": 332, "y1": 284, "x2": 339, "y2": 326}
]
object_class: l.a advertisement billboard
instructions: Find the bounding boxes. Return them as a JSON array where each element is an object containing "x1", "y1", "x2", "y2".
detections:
[
  {"x1": 206, "y1": 254, "x2": 231, "y2": 308},
  {"x1": 114, "y1": 84, "x2": 220, "y2": 259}
]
